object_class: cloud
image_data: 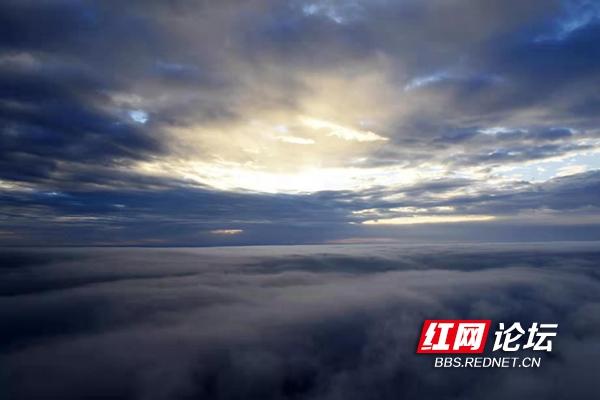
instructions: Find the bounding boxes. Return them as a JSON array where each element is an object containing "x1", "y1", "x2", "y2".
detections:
[
  {"x1": 2, "y1": 244, "x2": 600, "y2": 399},
  {"x1": 211, "y1": 229, "x2": 244, "y2": 235},
  {"x1": 1, "y1": 0, "x2": 600, "y2": 244},
  {"x1": 300, "y1": 117, "x2": 388, "y2": 142},
  {"x1": 362, "y1": 215, "x2": 495, "y2": 225},
  {"x1": 0, "y1": 169, "x2": 599, "y2": 246}
]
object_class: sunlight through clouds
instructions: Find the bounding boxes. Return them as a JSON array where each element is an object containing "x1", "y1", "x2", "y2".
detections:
[
  {"x1": 210, "y1": 229, "x2": 243, "y2": 235},
  {"x1": 300, "y1": 116, "x2": 388, "y2": 142},
  {"x1": 362, "y1": 215, "x2": 496, "y2": 225},
  {"x1": 2, "y1": 0, "x2": 600, "y2": 245}
]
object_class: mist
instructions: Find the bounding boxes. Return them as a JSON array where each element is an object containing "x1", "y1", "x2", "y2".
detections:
[{"x1": 2, "y1": 243, "x2": 600, "y2": 399}]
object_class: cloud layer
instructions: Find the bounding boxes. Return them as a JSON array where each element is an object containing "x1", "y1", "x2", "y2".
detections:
[
  {"x1": 2, "y1": 243, "x2": 600, "y2": 399},
  {"x1": 1, "y1": 0, "x2": 600, "y2": 244}
]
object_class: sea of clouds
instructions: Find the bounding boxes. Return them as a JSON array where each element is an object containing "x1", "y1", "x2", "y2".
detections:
[{"x1": 2, "y1": 243, "x2": 600, "y2": 399}]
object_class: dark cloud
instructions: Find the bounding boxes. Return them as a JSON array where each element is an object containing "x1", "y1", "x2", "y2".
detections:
[
  {"x1": 1, "y1": 0, "x2": 600, "y2": 244},
  {"x1": 1, "y1": 170, "x2": 600, "y2": 246},
  {"x1": 444, "y1": 170, "x2": 600, "y2": 214},
  {"x1": 1, "y1": 244, "x2": 600, "y2": 399}
]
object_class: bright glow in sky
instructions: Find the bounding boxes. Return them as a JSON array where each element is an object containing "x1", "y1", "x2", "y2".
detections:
[
  {"x1": 129, "y1": 110, "x2": 148, "y2": 124},
  {"x1": 300, "y1": 117, "x2": 388, "y2": 142},
  {"x1": 3, "y1": 0, "x2": 600, "y2": 246},
  {"x1": 135, "y1": 158, "x2": 438, "y2": 194},
  {"x1": 362, "y1": 215, "x2": 496, "y2": 225},
  {"x1": 211, "y1": 229, "x2": 243, "y2": 235}
]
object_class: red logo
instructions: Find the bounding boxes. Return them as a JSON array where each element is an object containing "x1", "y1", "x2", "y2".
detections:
[{"x1": 417, "y1": 320, "x2": 491, "y2": 353}]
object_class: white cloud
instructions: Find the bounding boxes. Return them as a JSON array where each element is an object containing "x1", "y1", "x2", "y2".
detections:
[
  {"x1": 362, "y1": 215, "x2": 496, "y2": 225},
  {"x1": 273, "y1": 135, "x2": 315, "y2": 145},
  {"x1": 404, "y1": 71, "x2": 451, "y2": 91},
  {"x1": 301, "y1": 116, "x2": 388, "y2": 142},
  {"x1": 210, "y1": 229, "x2": 243, "y2": 235},
  {"x1": 129, "y1": 110, "x2": 148, "y2": 124},
  {"x1": 556, "y1": 164, "x2": 588, "y2": 177}
]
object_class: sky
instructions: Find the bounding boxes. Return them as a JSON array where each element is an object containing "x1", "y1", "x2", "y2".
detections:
[{"x1": 1, "y1": 0, "x2": 600, "y2": 246}]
